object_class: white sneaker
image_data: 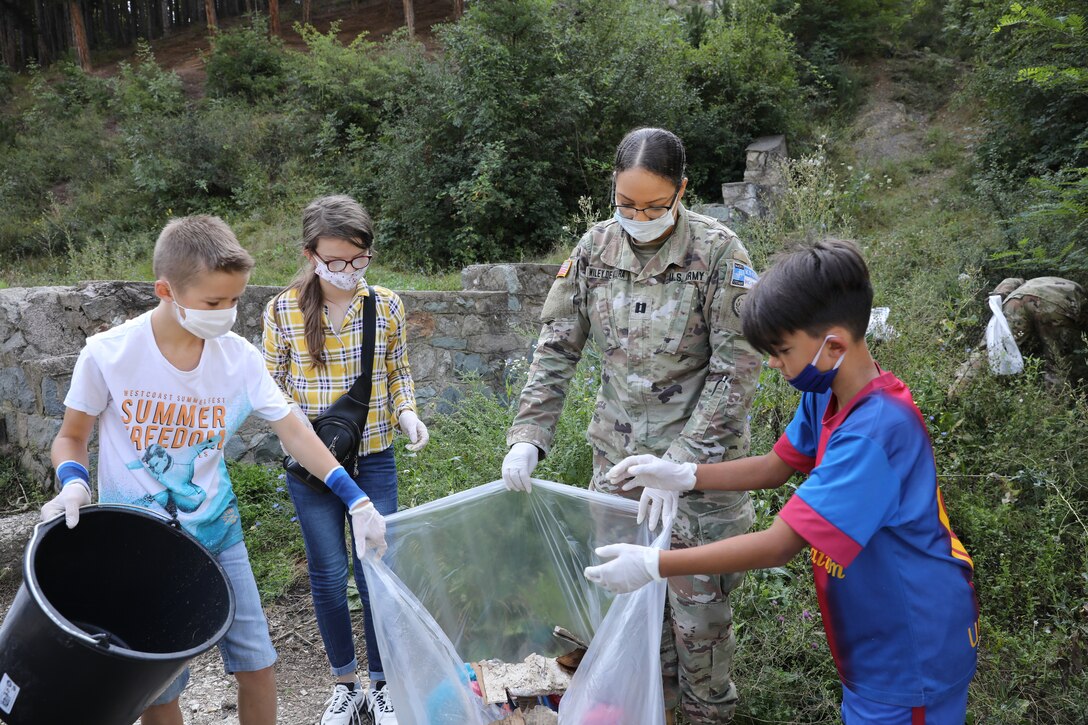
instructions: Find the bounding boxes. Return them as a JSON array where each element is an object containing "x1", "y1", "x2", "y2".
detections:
[
  {"x1": 320, "y1": 682, "x2": 367, "y2": 725},
  {"x1": 366, "y1": 681, "x2": 398, "y2": 725}
]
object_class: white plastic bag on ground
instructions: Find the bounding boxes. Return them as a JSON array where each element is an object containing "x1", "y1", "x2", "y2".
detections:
[
  {"x1": 363, "y1": 479, "x2": 667, "y2": 725},
  {"x1": 866, "y1": 306, "x2": 897, "y2": 341},
  {"x1": 985, "y1": 294, "x2": 1024, "y2": 375}
]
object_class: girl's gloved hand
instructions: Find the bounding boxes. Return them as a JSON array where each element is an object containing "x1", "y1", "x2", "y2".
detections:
[{"x1": 398, "y1": 410, "x2": 430, "y2": 452}]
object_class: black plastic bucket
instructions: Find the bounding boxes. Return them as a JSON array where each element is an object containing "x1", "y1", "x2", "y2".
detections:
[{"x1": 0, "y1": 504, "x2": 236, "y2": 725}]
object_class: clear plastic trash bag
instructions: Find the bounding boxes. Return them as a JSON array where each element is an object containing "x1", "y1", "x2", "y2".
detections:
[
  {"x1": 363, "y1": 479, "x2": 668, "y2": 725},
  {"x1": 985, "y1": 294, "x2": 1024, "y2": 375}
]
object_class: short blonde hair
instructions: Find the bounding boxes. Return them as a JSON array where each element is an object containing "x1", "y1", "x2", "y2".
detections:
[{"x1": 152, "y1": 215, "x2": 254, "y2": 290}]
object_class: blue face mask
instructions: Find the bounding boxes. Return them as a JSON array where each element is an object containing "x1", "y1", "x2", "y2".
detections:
[{"x1": 787, "y1": 335, "x2": 845, "y2": 394}]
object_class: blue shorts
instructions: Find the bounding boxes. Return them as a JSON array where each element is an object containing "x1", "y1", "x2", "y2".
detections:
[
  {"x1": 842, "y1": 684, "x2": 969, "y2": 725},
  {"x1": 150, "y1": 541, "x2": 277, "y2": 707}
]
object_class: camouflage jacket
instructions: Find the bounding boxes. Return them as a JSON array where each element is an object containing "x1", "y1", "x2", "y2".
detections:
[{"x1": 507, "y1": 205, "x2": 762, "y2": 473}]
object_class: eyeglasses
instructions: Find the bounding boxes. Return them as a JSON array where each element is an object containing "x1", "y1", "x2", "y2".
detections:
[
  {"x1": 611, "y1": 187, "x2": 681, "y2": 221},
  {"x1": 313, "y1": 250, "x2": 373, "y2": 273}
]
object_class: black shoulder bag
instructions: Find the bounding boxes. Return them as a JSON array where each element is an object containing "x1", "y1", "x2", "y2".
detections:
[{"x1": 283, "y1": 286, "x2": 377, "y2": 492}]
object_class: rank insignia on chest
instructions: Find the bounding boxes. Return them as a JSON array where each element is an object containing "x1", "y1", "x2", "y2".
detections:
[
  {"x1": 556, "y1": 259, "x2": 573, "y2": 278},
  {"x1": 730, "y1": 262, "x2": 759, "y2": 289}
]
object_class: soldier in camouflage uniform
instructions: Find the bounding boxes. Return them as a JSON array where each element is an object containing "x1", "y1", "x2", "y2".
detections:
[
  {"x1": 502, "y1": 128, "x2": 761, "y2": 723},
  {"x1": 950, "y1": 276, "x2": 1088, "y2": 394}
]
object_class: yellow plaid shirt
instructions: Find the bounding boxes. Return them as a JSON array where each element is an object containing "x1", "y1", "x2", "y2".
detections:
[{"x1": 262, "y1": 282, "x2": 416, "y2": 456}]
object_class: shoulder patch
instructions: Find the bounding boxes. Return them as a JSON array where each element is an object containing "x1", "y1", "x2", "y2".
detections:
[
  {"x1": 730, "y1": 262, "x2": 758, "y2": 289},
  {"x1": 733, "y1": 292, "x2": 747, "y2": 317},
  {"x1": 556, "y1": 259, "x2": 573, "y2": 278}
]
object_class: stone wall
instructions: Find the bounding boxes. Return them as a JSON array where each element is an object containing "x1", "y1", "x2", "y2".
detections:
[{"x1": 0, "y1": 264, "x2": 558, "y2": 486}]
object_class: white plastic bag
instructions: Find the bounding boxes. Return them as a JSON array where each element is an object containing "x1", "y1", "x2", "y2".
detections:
[
  {"x1": 985, "y1": 294, "x2": 1024, "y2": 375},
  {"x1": 558, "y1": 527, "x2": 669, "y2": 724},
  {"x1": 363, "y1": 479, "x2": 667, "y2": 725},
  {"x1": 865, "y1": 306, "x2": 897, "y2": 341}
]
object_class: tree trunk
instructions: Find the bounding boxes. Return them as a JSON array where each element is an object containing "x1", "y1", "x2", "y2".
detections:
[
  {"x1": 268, "y1": 0, "x2": 279, "y2": 36},
  {"x1": 453, "y1": 0, "x2": 463, "y2": 19},
  {"x1": 401, "y1": 0, "x2": 413, "y2": 37},
  {"x1": 302, "y1": 0, "x2": 311, "y2": 25},
  {"x1": 68, "y1": 0, "x2": 91, "y2": 70},
  {"x1": 203, "y1": 0, "x2": 217, "y2": 34}
]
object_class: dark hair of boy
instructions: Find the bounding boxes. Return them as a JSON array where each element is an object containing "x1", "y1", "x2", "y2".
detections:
[
  {"x1": 613, "y1": 127, "x2": 687, "y2": 185},
  {"x1": 741, "y1": 238, "x2": 874, "y2": 356}
]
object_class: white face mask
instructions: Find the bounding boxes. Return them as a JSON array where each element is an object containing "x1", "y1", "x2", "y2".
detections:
[
  {"x1": 314, "y1": 259, "x2": 366, "y2": 291},
  {"x1": 173, "y1": 300, "x2": 238, "y2": 339},
  {"x1": 614, "y1": 201, "x2": 678, "y2": 242}
]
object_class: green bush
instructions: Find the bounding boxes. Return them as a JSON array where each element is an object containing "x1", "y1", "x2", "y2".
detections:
[
  {"x1": 284, "y1": 23, "x2": 417, "y2": 141},
  {"x1": 681, "y1": 7, "x2": 806, "y2": 194},
  {"x1": 368, "y1": 0, "x2": 809, "y2": 270},
  {"x1": 204, "y1": 16, "x2": 287, "y2": 102},
  {"x1": 110, "y1": 41, "x2": 185, "y2": 119}
]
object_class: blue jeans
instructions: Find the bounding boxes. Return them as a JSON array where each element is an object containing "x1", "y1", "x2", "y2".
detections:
[{"x1": 287, "y1": 447, "x2": 398, "y2": 681}]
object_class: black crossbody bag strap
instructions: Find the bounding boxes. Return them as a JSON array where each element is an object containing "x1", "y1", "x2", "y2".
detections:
[
  {"x1": 283, "y1": 286, "x2": 378, "y2": 491},
  {"x1": 343, "y1": 285, "x2": 377, "y2": 408}
]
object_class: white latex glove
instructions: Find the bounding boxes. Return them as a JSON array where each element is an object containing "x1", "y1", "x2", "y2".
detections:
[
  {"x1": 638, "y1": 487, "x2": 678, "y2": 531},
  {"x1": 398, "y1": 410, "x2": 430, "y2": 452},
  {"x1": 41, "y1": 482, "x2": 92, "y2": 529},
  {"x1": 349, "y1": 499, "x2": 388, "y2": 560},
  {"x1": 502, "y1": 442, "x2": 539, "y2": 492},
  {"x1": 279, "y1": 403, "x2": 313, "y2": 456},
  {"x1": 584, "y1": 543, "x2": 662, "y2": 594},
  {"x1": 608, "y1": 454, "x2": 697, "y2": 492}
]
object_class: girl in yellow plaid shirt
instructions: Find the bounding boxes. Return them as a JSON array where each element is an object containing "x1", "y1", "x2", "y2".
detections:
[{"x1": 262, "y1": 194, "x2": 428, "y2": 725}]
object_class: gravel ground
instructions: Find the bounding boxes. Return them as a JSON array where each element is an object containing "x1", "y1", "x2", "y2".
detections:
[{"x1": 165, "y1": 586, "x2": 368, "y2": 725}]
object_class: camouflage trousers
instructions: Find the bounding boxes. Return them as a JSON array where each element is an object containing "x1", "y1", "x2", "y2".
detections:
[{"x1": 592, "y1": 471, "x2": 755, "y2": 724}]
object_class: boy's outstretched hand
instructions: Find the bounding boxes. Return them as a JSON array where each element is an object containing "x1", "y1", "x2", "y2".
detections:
[
  {"x1": 608, "y1": 454, "x2": 697, "y2": 492},
  {"x1": 41, "y1": 482, "x2": 92, "y2": 529},
  {"x1": 584, "y1": 543, "x2": 662, "y2": 594},
  {"x1": 349, "y1": 499, "x2": 388, "y2": 560}
]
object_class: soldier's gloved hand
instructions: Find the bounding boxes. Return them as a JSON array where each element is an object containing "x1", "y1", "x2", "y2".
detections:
[
  {"x1": 349, "y1": 498, "x2": 388, "y2": 560},
  {"x1": 398, "y1": 410, "x2": 430, "y2": 452},
  {"x1": 609, "y1": 454, "x2": 697, "y2": 492},
  {"x1": 41, "y1": 461, "x2": 93, "y2": 529},
  {"x1": 502, "y1": 442, "x2": 539, "y2": 493},
  {"x1": 638, "y1": 487, "x2": 678, "y2": 531},
  {"x1": 584, "y1": 543, "x2": 662, "y2": 594}
]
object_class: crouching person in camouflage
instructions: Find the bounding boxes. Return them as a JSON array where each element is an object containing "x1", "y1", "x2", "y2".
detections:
[
  {"x1": 501, "y1": 127, "x2": 762, "y2": 724},
  {"x1": 950, "y1": 276, "x2": 1088, "y2": 396}
]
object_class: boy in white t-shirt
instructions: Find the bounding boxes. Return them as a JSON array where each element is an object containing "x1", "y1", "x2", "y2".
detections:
[{"x1": 40, "y1": 216, "x2": 388, "y2": 725}]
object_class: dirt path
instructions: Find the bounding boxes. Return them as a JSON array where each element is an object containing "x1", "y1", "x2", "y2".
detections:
[{"x1": 177, "y1": 587, "x2": 360, "y2": 725}]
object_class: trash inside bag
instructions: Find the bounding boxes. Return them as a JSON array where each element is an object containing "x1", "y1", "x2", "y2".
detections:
[{"x1": 363, "y1": 479, "x2": 668, "y2": 725}]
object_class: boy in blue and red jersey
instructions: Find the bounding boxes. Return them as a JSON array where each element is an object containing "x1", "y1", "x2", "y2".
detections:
[{"x1": 584, "y1": 238, "x2": 979, "y2": 724}]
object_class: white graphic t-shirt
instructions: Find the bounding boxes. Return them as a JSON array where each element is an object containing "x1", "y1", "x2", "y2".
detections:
[{"x1": 65, "y1": 311, "x2": 291, "y2": 554}]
